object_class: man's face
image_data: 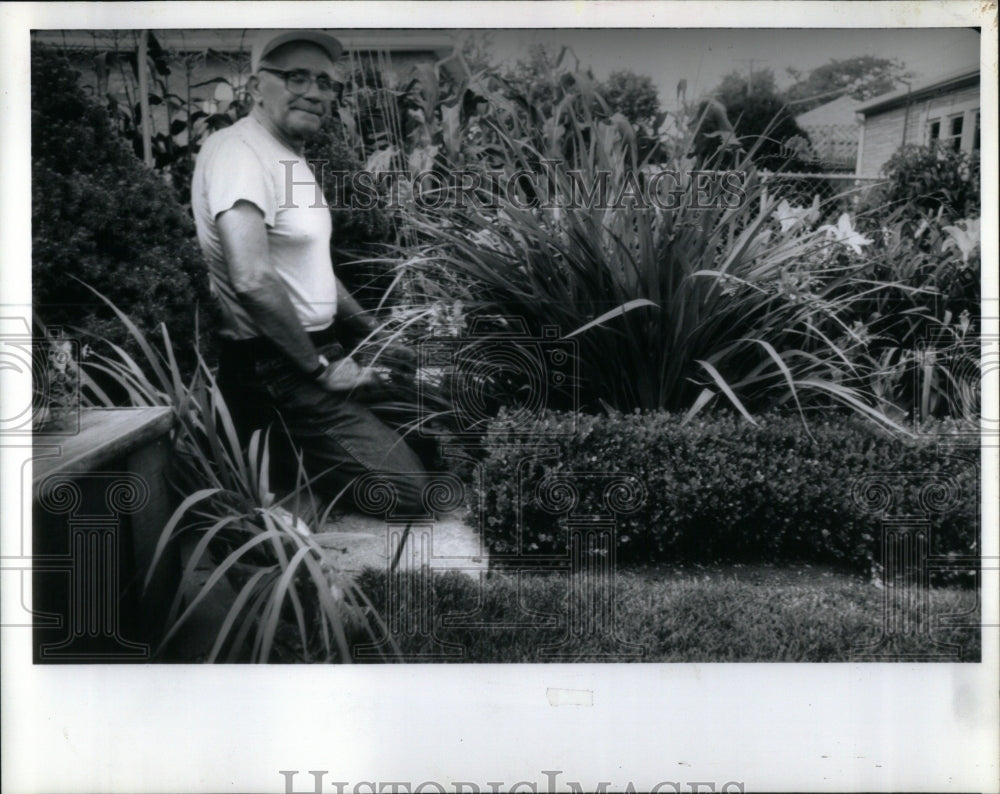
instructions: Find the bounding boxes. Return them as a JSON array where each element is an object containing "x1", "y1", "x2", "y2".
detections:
[{"x1": 252, "y1": 42, "x2": 337, "y2": 141}]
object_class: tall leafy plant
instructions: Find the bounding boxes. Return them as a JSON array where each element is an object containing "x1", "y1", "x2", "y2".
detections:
[
  {"x1": 376, "y1": 61, "x2": 929, "y2": 429},
  {"x1": 77, "y1": 286, "x2": 391, "y2": 662}
]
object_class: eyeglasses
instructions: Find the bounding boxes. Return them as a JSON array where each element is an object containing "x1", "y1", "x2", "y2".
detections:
[{"x1": 258, "y1": 67, "x2": 341, "y2": 97}]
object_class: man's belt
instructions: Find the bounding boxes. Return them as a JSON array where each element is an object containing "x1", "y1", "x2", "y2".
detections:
[
  {"x1": 308, "y1": 324, "x2": 340, "y2": 347},
  {"x1": 220, "y1": 324, "x2": 342, "y2": 368}
]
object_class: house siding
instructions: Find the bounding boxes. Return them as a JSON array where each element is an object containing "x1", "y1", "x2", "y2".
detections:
[
  {"x1": 857, "y1": 84, "x2": 980, "y2": 177},
  {"x1": 858, "y1": 105, "x2": 910, "y2": 176},
  {"x1": 33, "y1": 32, "x2": 449, "y2": 150}
]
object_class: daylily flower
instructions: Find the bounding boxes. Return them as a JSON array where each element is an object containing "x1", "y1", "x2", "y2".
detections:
[
  {"x1": 772, "y1": 195, "x2": 820, "y2": 233},
  {"x1": 364, "y1": 146, "x2": 397, "y2": 173},
  {"x1": 407, "y1": 144, "x2": 439, "y2": 174},
  {"x1": 47, "y1": 340, "x2": 73, "y2": 373},
  {"x1": 848, "y1": 320, "x2": 872, "y2": 347},
  {"x1": 942, "y1": 217, "x2": 981, "y2": 263},
  {"x1": 914, "y1": 206, "x2": 944, "y2": 239},
  {"x1": 820, "y1": 212, "x2": 872, "y2": 255}
]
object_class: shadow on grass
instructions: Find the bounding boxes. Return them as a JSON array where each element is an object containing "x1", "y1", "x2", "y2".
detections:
[{"x1": 351, "y1": 563, "x2": 981, "y2": 663}]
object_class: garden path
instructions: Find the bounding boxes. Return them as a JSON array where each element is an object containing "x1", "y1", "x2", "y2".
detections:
[{"x1": 313, "y1": 511, "x2": 489, "y2": 577}]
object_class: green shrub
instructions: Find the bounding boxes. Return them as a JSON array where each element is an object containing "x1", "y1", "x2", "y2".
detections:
[
  {"x1": 31, "y1": 50, "x2": 212, "y2": 376},
  {"x1": 859, "y1": 144, "x2": 980, "y2": 224},
  {"x1": 475, "y1": 410, "x2": 978, "y2": 571}
]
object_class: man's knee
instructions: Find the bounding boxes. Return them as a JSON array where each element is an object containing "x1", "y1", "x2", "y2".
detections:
[{"x1": 353, "y1": 467, "x2": 429, "y2": 516}]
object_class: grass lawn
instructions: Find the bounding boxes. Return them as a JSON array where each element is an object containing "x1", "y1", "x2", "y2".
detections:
[{"x1": 353, "y1": 563, "x2": 981, "y2": 663}]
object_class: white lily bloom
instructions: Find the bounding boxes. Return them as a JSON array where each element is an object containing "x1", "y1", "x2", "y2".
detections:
[
  {"x1": 820, "y1": 212, "x2": 872, "y2": 256},
  {"x1": 942, "y1": 217, "x2": 981, "y2": 264},
  {"x1": 772, "y1": 195, "x2": 821, "y2": 233}
]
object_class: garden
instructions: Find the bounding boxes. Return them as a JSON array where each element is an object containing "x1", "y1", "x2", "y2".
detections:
[{"x1": 30, "y1": 33, "x2": 983, "y2": 663}]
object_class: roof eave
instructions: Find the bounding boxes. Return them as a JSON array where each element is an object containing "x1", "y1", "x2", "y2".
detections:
[{"x1": 857, "y1": 72, "x2": 979, "y2": 117}]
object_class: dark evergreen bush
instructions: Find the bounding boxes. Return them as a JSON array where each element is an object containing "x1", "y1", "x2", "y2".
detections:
[
  {"x1": 475, "y1": 411, "x2": 978, "y2": 572},
  {"x1": 31, "y1": 49, "x2": 212, "y2": 375}
]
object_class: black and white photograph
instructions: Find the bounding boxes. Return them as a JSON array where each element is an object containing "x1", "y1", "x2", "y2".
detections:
[{"x1": 2, "y1": 1, "x2": 997, "y2": 792}]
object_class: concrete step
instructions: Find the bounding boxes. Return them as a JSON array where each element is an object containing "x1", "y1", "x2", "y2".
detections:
[{"x1": 313, "y1": 511, "x2": 489, "y2": 576}]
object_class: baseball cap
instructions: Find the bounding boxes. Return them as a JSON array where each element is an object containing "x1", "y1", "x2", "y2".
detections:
[{"x1": 250, "y1": 29, "x2": 344, "y2": 73}]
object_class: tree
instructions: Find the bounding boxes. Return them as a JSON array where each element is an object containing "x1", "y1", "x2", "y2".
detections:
[
  {"x1": 597, "y1": 69, "x2": 661, "y2": 129},
  {"x1": 596, "y1": 69, "x2": 667, "y2": 162},
  {"x1": 501, "y1": 43, "x2": 565, "y2": 117},
  {"x1": 785, "y1": 56, "x2": 913, "y2": 112},
  {"x1": 706, "y1": 68, "x2": 812, "y2": 171},
  {"x1": 714, "y1": 67, "x2": 780, "y2": 109}
]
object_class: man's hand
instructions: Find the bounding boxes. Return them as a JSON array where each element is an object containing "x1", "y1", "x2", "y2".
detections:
[
  {"x1": 315, "y1": 356, "x2": 384, "y2": 392},
  {"x1": 378, "y1": 342, "x2": 418, "y2": 374}
]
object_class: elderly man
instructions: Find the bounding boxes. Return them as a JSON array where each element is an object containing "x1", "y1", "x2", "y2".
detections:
[{"x1": 191, "y1": 30, "x2": 426, "y2": 513}]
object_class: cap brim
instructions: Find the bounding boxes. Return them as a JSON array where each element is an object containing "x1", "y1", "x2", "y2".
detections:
[{"x1": 252, "y1": 30, "x2": 344, "y2": 73}]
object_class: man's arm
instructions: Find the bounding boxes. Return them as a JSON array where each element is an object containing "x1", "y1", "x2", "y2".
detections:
[
  {"x1": 333, "y1": 275, "x2": 416, "y2": 374},
  {"x1": 217, "y1": 200, "x2": 322, "y2": 375}
]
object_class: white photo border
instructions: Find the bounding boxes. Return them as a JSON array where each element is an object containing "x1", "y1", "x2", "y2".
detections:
[{"x1": 2, "y1": 2, "x2": 997, "y2": 792}]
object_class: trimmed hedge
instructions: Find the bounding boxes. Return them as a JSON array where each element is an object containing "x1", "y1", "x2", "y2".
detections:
[{"x1": 475, "y1": 411, "x2": 978, "y2": 571}]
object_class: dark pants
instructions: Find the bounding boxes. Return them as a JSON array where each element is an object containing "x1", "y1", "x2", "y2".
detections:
[{"x1": 217, "y1": 329, "x2": 428, "y2": 515}]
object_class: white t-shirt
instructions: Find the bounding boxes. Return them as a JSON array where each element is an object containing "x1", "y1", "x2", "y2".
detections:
[{"x1": 191, "y1": 114, "x2": 337, "y2": 340}]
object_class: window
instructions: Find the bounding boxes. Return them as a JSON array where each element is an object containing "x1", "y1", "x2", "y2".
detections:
[
  {"x1": 928, "y1": 119, "x2": 941, "y2": 144},
  {"x1": 927, "y1": 107, "x2": 980, "y2": 154},
  {"x1": 947, "y1": 114, "x2": 964, "y2": 152}
]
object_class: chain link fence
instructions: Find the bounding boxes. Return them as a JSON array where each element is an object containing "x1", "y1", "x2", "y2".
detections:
[{"x1": 759, "y1": 171, "x2": 884, "y2": 215}]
